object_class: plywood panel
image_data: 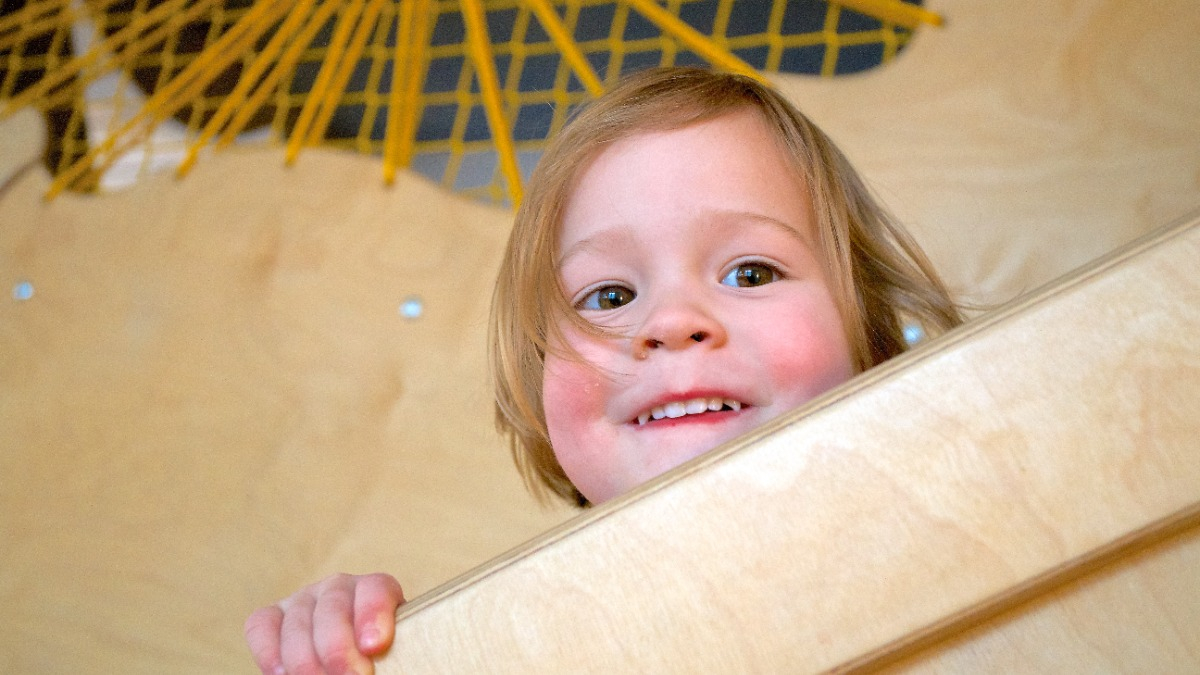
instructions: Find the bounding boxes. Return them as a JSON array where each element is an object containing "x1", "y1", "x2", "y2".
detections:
[
  {"x1": 881, "y1": 523, "x2": 1200, "y2": 672},
  {"x1": 376, "y1": 215, "x2": 1200, "y2": 673},
  {"x1": 0, "y1": 148, "x2": 572, "y2": 674},
  {"x1": 0, "y1": 109, "x2": 42, "y2": 187}
]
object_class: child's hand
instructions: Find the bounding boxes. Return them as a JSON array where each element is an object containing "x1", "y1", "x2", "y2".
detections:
[{"x1": 244, "y1": 573, "x2": 405, "y2": 675}]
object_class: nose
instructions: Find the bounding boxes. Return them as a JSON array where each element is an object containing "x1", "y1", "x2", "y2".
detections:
[{"x1": 632, "y1": 298, "x2": 728, "y2": 360}]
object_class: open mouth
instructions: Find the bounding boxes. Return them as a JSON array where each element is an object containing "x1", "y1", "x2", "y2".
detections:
[{"x1": 635, "y1": 397, "x2": 744, "y2": 426}]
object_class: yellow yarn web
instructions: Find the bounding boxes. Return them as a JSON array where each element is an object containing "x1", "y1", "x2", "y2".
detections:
[{"x1": 0, "y1": 0, "x2": 937, "y2": 203}]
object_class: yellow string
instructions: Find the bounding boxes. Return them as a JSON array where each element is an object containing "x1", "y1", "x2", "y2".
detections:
[
  {"x1": 19, "y1": 0, "x2": 238, "y2": 113},
  {"x1": 176, "y1": 0, "x2": 320, "y2": 177},
  {"x1": 6, "y1": 13, "x2": 72, "y2": 52},
  {"x1": 461, "y1": 0, "x2": 522, "y2": 205},
  {"x1": 214, "y1": 0, "x2": 346, "y2": 149},
  {"x1": 622, "y1": 0, "x2": 766, "y2": 83},
  {"x1": 820, "y1": 2, "x2": 840, "y2": 77},
  {"x1": 34, "y1": 0, "x2": 207, "y2": 110},
  {"x1": 607, "y1": 3, "x2": 631, "y2": 77},
  {"x1": 3, "y1": 0, "x2": 199, "y2": 115},
  {"x1": 9, "y1": 0, "x2": 922, "y2": 200},
  {"x1": 763, "y1": 0, "x2": 788, "y2": 71},
  {"x1": 830, "y1": 0, "x2": 943, "y2": 30},
  {"x1": 395, "y1": 0, "x2": 432, "y2": 170},
  {"x1": 0, "y1": 0, "x2": 67, "y2": 37},
  {"x1": 304, "y1": 0, "x2": 388, "y2": 148},
  {"x1": 522, "y1": 0, "x2": 604, "y2": 97},
  {"x1": 442, "y1": 41, "x2": 475, "y2": 193},
  {"x1": 137, "y1": 1, "x2": 285, "y2": 129},
  {"x1": 711, "y1": 0, "x2": 734, "y2": 40},
  {"x1": 285, "y1": 0, "x2": 368, "y2": 164},
  {"x1": 114, "y1": 0, "x2": 292, "y2": 179},
  {"x1": 0, "y1": 0, "x2": 74, "y2": 55},
  {"x1": 46, "y1": 0, "x2": 291, "y2": 198},
  {"x1": 383, "y1": 0, "x2": 416, "y2": 184}
]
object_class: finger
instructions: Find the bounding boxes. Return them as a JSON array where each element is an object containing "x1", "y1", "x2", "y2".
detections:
[
  {"x1": 244, "y1": 606, "x2": 286, "y2": 675},
  {"x1": 278, "y1": 589, "x2": 323, "y2": 675},
  {"x1": 353, "y1": 574, "x2": 406, "y2": 655},
  {"x1": 312, "y1": 575, "x2": 374, "y2": 674}
]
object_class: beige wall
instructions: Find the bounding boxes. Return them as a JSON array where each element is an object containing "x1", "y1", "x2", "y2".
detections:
[
  {"x1": 1, "y1": 0, "x2": 1197, "y2": 672},
  {"x1": 776, "y1": 1, "x2": 1200, "y2": 306}
]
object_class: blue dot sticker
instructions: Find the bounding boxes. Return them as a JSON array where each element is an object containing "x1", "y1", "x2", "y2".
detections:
[
  {"x1": 902, "y1": 323, "x2": 925, "y2": 346},
  {"x1": 399, "y1": 296, "x2": 424, "y2": 320},
  {"x1": 12, "y1": 281, "x2": 33, "y2": 301}
]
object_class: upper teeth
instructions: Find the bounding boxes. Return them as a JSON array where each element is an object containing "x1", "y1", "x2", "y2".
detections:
[{"x1": 637, "y1": 397, "x2": 742, "y2": 425}]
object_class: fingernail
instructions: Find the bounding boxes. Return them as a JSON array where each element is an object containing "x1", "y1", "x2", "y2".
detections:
[{"x1": 360, "y1": 626, "x2": 380, "y2": 649}]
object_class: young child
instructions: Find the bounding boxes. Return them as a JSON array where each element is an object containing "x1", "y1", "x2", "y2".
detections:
[{"x1": 245, "y1": 66, "x2": 962, "y2": 674}]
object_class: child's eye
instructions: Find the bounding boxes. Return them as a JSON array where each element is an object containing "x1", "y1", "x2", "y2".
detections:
[
  {"x1": 577, "y1": 285, "x2": 636, "y2": 310},
  {"x1": 721, "y1": 262, "x2": 779, "y2": 287}
]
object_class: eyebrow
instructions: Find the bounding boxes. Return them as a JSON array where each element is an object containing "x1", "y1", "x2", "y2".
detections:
[
  {"x1": 557, "y1": 226, "x2": 639, "y2": 268},
  {"x1": 556, "y1": 209, "x2": 815, "y2": 268},
  {"x1": 714, "y1": 210, "x2": 815, "y2": 248}
]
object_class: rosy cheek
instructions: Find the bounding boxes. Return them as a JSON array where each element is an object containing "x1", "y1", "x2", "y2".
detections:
[
  {"x1": 802, "y1": 347, "x2": 854, "y2": 395},
  {"x1": 542, "y1": 351, "x2": 612, "y2": 446},
  {"x1": 542, "y1": 321, "x2": 615, "y2": 430},
  {"x1": 765, "y1": 315, "x2": 855, "y2": 402},
  {"x1": 542, "y1": 356, "x2": 613, "y2": 502}
]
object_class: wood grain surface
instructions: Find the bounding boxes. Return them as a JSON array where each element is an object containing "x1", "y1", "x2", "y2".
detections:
[{"x1": 0, "y1": 146, "x2": 572, "y2": 674}]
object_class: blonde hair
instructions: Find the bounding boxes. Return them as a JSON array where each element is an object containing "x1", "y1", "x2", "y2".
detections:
[{"x1": 490, "y1": 67, "x2": 962, "y2": 507}]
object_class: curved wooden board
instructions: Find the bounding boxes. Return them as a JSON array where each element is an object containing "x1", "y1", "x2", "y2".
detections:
[
  {"x1": 376, "y1": 213, "x2": 1200, "y2": 672},
  {"x1": 880, "y1": 519, "x2": 1200, "y2": 672}
]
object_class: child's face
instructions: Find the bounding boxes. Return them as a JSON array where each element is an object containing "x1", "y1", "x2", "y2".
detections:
[{"x1": 543, "y1": 109, "x2": 855, "y2": 504}]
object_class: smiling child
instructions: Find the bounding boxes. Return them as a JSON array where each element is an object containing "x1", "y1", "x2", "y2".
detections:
[{"x1": 247, "y1": 67, "x2": 962, "y2": 674}]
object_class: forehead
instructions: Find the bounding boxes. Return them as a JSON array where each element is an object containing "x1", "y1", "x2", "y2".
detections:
[{"x1": 556, "y1": 108, "x2": 813, "y2": 256}]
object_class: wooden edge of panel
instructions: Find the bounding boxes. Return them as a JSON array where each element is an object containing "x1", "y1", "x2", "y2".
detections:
[{"x1": 836, "y1": 499, "x2": 1200, "y2": 672}]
